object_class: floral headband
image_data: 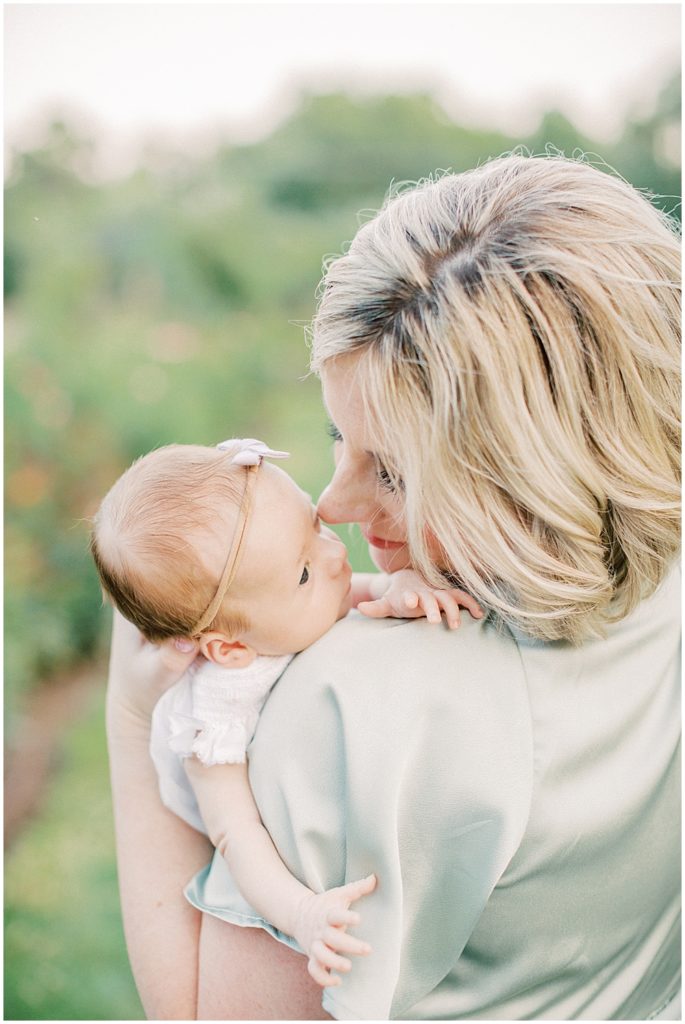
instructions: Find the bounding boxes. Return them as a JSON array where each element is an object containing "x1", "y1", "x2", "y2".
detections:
[{"x1": 191, "y1": 438, "x2": 289, "y2": 636}]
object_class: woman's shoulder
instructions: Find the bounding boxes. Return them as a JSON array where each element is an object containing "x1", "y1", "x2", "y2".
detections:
[
  {"x1": 282, "y1": 610, "x2": 525, "y2": 704},
  {"x1": 252, "y1": 612, "x2": 534, "y2": 869},
  {"x1": 261, "y1": 612, "x2": 534, "y2": 802}
]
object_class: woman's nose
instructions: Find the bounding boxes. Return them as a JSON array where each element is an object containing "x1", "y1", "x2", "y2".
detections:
[{"x1": 317, "y1": 465, "x2": 375, "y2": 525}]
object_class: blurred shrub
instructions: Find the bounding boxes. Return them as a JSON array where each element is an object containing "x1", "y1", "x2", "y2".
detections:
[{"x1": 4, "y1": 79, "x2": 681, "y2": 731}]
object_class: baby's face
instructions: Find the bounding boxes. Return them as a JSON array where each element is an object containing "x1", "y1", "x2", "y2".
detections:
[{"x1": 217, "y1": 463, "x2": 353, "y2": 656}]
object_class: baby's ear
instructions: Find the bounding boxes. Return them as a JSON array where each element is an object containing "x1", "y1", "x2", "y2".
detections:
[{"x1": 199, "y1": 633, "x2": 257, "y2": 669}]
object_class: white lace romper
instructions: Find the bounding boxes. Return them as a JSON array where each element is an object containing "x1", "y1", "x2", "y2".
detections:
[{"x1": 150, "y1": 654, "x2": 293, "y2": 834}]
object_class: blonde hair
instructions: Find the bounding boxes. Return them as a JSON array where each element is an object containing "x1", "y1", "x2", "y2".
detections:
[
  {"x1": 91, "y1": 444, "x2": 251, "y2": 641},
  {"x1": 312, "y1": 155, "x2": 681, "y2": 643}
]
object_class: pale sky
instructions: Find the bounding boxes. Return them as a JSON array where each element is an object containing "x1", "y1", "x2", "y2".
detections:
[{"x1": 4, "y1": 2, "x2": 681, "y2": 177}]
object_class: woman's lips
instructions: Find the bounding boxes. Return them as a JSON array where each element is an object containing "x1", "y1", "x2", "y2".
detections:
[{"x1": 361, "y1": 529, "x2": 406, "y2": 550}]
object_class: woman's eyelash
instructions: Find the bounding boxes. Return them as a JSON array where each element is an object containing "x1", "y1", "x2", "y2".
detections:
[
  {"x1": 376, "y1": 462, "x2": 405, "y2": 494},
  {"x1": 299, "y1": 565, "x2": 310, "y2": 585},
  {"x1": 325, "y1": 417, "x2": 402, "y2": 492}
]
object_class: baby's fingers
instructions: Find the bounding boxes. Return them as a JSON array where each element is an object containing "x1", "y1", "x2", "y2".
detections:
[
  {"x1": 307, "y1": 957, "x2": 339, "y2": 988},
  {"x1": 452, "y1": 589, "x2": 485, "y2": 619},
  {"x1": 356, "y1": 597, "x2": 393, "y2": 620},
  {"x1": 323, "y1": 925, "x2": 372, "y2": 957},
  {"x1": 311, "y1": 939, "x2": 352, "y2": 976},
  {"x1": 432, "y1": 590, "x2": 463, "y2": 630},
  {"x1": 416, "y1": 591, "x2": 443, "y2": 624},
  {"x1": 336, "y1": 873, "x2": 377, "y2": 906},
  {"x1": 326, "y1": 907, "x2": 361, "y2": 929}
]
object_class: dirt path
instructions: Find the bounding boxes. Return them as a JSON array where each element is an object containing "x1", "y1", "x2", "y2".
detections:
[{"x1": 4, "y1": 661, "x2": 106, "y2": 849}]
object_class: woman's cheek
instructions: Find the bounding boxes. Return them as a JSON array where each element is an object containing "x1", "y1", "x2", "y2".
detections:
[
  {"x1": 369, "y1": 543, "x2": 412, "y2": 573},
  {"x1": 424, "y1": 528, "x2": 448, "y2": 569}
]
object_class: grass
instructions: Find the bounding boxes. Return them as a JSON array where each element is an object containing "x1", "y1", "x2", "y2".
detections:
[{"x1": 4, "y1": 680, "x2": 144, "y2": 1021}]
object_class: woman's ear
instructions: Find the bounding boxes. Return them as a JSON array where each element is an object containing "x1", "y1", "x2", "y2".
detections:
[{"x1": 199, "y1": 633, "x2": 257, "y2": 669}]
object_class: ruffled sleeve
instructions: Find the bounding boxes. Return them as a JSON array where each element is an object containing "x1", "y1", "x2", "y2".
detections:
[
  {"x1": 166, "y1": 655, "x2": 292, "y2": 767},
  {"x1": 150, "y1": 655, "x2": 291, "y2": 832},
  {"x1": 181, "y1": 716, "x2": 251, "y2": 766},
  {"x1": 150, "y1": 677, "x2": 207, "y2": 835},
  {"x1": 164, "y1": 685, "x2": 254, "y2": 766}
]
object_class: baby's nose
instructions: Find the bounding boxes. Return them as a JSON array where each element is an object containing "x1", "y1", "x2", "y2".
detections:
[{"x1": 323, "y1": 531, "x2": 349, "y2": 575}]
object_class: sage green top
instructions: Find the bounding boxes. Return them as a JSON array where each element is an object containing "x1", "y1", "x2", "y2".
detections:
[{"x1": 186, "y1": 565, "x2": 680, "y2": 1020}]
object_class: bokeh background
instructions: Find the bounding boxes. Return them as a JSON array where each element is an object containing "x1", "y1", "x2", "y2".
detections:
[{"x1": 4, "y1": 3, "x2": 681, "y2": 1019}]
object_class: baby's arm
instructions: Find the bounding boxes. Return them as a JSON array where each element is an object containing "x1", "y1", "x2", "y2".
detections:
[
  {"x1": 352, "y1": 569, "x2": 483, "y2": 628},
  {"x1": 183, "y1": 756, "x2": 375, "y2": 987}
]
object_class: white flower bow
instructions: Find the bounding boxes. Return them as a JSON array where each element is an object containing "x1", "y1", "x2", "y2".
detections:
[{"x1": 217, "y1": 437, "x2": 290, "y2": 466}]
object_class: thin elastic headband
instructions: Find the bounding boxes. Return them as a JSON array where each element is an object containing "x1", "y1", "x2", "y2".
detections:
[{"x1": 190, "y1": 439, "x2": 289, "y2": 636}]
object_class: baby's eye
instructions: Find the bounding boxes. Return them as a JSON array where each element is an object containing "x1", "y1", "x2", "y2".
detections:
[{"x1": 299, "y1": 565, "x2": 310, "y2": 585}]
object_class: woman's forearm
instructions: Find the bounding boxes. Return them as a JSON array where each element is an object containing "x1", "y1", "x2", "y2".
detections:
[
  {"x1": 105, "y1": 612, "x2": 328, "y2": 1020},
  {"x1": 108, "y1": 697, "x2": 327, "y2": 1021},
  {"x1": 107, "y1": 696, "x2": 212, "y2": 1019}
]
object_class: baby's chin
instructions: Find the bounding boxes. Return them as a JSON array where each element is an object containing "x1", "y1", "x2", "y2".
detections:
[
  {"x1": 293, "y1": 598, "x2": 352, "y2": 652},
  {"x1": 336, "y1": 588, "x2": 354, "y2": 620}
]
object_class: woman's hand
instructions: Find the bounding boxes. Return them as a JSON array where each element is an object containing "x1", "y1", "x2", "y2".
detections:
[
  {"x1": 106, "y1": 610, "x2": 200, "y2": 724},
  {"x1": 357, "y1": 569, "x2": 484, "y2": 629}
]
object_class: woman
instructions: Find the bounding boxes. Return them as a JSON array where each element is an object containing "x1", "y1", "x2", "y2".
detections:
[{"x1": 106, "y1": 154, "x2": 680, "y2": 1019}]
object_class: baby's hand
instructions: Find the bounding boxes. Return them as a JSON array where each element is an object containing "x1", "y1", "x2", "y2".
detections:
[
  {"x1": 357, "y1": 569, "x2": 483, "y2": 629},
  {"x1": 294, "y1": 874, "x2": 376, "y2": 988}
]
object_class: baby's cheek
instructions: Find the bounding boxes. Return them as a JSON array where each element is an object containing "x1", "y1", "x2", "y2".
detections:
[{"x1": 337, "y1": 589, "x2": 354, "y2": 620}]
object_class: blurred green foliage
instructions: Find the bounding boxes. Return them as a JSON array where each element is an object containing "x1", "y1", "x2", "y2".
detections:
[
  {"x1": 3, "y1": 79, "x2": 681, "y2": 1021},
  {"x1": 4, "y1": 683, "x2": 144, "y2": 1020},
  {"x1": 5, "y1": 80, "x2": 681, "y2": 730}
]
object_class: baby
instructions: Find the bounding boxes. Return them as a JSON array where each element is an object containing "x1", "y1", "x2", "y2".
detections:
[{"x1": 91, "y1": 437, "x2": 482, "y2": 987}]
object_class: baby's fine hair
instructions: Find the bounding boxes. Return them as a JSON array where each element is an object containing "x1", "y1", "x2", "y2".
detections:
[
  {"x1": 91, "y1": 443, "x2": 251, "y2": 642},
  {"x1": 312, "y1": 154, "x2": 681, "y2": 643}
]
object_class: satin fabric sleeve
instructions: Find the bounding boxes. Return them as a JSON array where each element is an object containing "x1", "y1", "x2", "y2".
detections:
[{"x1": 186, "y1": 612, "x2": 534, "y2": 1020}]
